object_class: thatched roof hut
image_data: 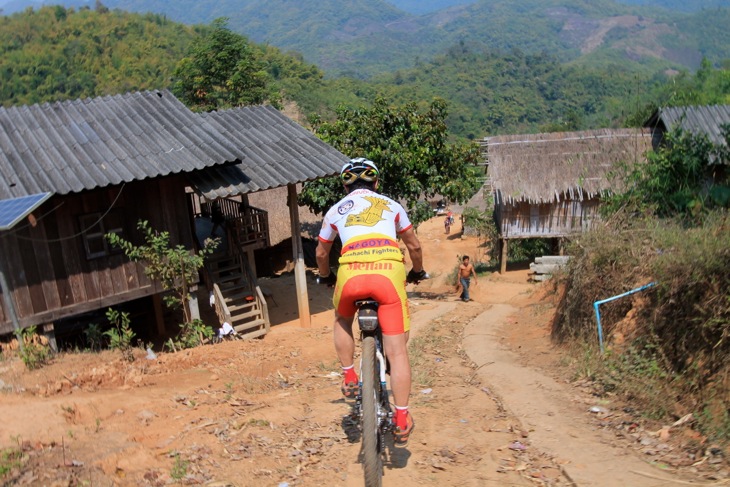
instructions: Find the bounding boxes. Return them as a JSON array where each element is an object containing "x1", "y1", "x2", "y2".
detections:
[{"x1": 481, "y1": 128, "x2": 653, "y2": 273}]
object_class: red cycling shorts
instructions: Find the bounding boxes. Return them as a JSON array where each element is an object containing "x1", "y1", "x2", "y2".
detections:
[{"x1": 333, "y1": 260, "x2": 410, "y2": 335}]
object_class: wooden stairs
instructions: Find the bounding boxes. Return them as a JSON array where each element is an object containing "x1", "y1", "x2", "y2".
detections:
[{"x1": 206, "y1": 253, "x2": 270, "y2": 340}]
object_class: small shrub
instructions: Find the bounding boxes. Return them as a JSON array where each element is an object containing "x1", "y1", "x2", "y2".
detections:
[
  {"x1": 0, "y1": 446, "x2": 24, "y2": 476},
  {"x1": 473, "y1": 260, "x2": 491, "y2": 274},
  {"x1": 508, "y1": 238, "x2": 552, "y2": 263},
  {"x1": 169, "y1": 319, "x2": 214, "y2": 351},
  {"x1": 169, "y1": 452, "x2": 188, "y2": 482},
  {"x1": 462, "y1": 205, "x2": 499, "y2": 262},
  {"x1": 19, "y1": 326, "x2": 50, "y2": 370},
  {"x1": 698, "y1": 400, "x2": 730, "y2": 442},
  {"x1": 103, "y1": 308, "x2": 135, "y2": 362}
]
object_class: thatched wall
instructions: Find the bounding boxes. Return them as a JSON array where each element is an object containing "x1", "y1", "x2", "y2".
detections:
[
  {"x1": 247, "y1": 184, "x2": 322, "y2": 246},
  {"x1": 496, "y1": 200, "x2": 601, "y2": 238}
]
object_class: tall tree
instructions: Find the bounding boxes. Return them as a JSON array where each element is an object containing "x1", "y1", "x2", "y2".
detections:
[
  {"x1": 173, "y1": 18, "x2": 280, "y2": 111},
  {"x1": 300, "y1": 97, "x2": 482, "y2": 226}
]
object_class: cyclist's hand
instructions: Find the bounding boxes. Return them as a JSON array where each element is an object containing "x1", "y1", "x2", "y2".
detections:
[
  {"x1": 317, "y1": 272, "x2": 337, "y2": 287},
  {"x1": 406, "y1": 269, "x2": 429, "y2": 284}
]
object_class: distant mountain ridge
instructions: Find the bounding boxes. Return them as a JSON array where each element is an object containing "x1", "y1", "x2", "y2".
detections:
[
  {"x1": 614, "y1": 0, "x2": 730, "y2": 13},
  {"x1": 3, "y1": 0, "x2": 728, "y2": 13},
  {"x1": 2, "y1": 0, "x2": 728, "y2": 78}
]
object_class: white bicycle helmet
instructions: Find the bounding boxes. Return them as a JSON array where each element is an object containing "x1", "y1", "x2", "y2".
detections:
[{"x1": 340, "y1": 157, "x2": 380, "y2": 186}]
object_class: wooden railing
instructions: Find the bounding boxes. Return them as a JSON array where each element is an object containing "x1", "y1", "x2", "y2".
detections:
[
  {"x1": 197, "y1": 197, "x2": 269, "y2": 250},
  {"x1": 230, "y1": 207, "x2": 269, "y2": 249}
]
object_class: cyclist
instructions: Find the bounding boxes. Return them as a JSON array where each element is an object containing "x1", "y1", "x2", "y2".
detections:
[{"x1": 316, "y1": 157, "x2": 427, "y2": 446}]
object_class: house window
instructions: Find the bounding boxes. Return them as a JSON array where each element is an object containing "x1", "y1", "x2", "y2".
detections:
[{"x1": 79, "y1": 210, "x2": 125, "y2": 259}]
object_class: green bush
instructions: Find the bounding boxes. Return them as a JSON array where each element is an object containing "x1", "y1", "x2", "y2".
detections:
[{"x1": 0, "y1": 446, "x2": 24, "y2": 477}]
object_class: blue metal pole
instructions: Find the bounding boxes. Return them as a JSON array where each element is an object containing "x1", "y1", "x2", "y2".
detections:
[{"x1": 593, "y1": 282, "x2": 656, "y2": 353}]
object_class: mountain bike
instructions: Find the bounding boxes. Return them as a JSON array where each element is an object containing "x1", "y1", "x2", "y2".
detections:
[
  {"x1": 351, "y1": 269, "x2": 429, "y2": 487},
  {"x1": 353, "y1": 298, "x2": 391, "y2": 487}
]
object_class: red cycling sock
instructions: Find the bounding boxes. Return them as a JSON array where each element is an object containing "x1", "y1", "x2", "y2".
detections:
[
  {"x1": 394, "y1": 406, "x2": 409, "y2": 429},
  {"x1": 342, "y1": 365, "x2": 358, "y2": 384}
]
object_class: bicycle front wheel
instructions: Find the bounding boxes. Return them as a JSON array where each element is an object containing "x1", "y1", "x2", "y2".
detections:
[{"x1": 361, "y1": 335, "x2": 383, "y2": 487}]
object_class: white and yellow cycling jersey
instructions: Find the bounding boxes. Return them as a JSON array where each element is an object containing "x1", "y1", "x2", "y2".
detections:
[{"x1": 317, "y1": 189, "x2": 413, "y2": 264}]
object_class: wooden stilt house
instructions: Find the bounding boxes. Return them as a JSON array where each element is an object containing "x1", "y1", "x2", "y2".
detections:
[{"x1": 0, "y1": 90, "x2": 346, "y2": 344}]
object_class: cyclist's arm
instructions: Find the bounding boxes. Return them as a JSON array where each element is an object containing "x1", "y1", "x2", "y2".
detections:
[
  {"x1": 400, "y1": 228, "x2": 423, "y2": 272},
  {"x1": 316, "y1": 239, "x2": 334, "y2": 277}
]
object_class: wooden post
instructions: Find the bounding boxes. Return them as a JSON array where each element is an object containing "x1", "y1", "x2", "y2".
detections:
[
  {"x1": 288, "y1": 184, "x2": 311, "y2": 328},
  {"x1": 0, "y1": 235, "x2": 24, "y2": 353},
  {"x1": 246, "y1": 248, "x2": 257, "y2": 277},
  {"x1": 42, "y1": 323, "x2": 58, "y2": 353},
  {"x1": 500, "y1": 238, "x2": 508, "y2": 274},
  {"x1": 152, "y1": 293, "x2": 166, "y2": 337}
]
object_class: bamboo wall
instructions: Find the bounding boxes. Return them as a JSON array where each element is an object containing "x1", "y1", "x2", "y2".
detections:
[{"x1": 496, "y1": 199, "x2": 601, "y2": 239}]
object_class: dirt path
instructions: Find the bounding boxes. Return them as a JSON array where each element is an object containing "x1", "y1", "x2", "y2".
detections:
[
  {"x1": 0, "y1": 216, "x2": 720, "y2": 486},
  {"x1": 465, "y1": 302, "x2": 672, "y2": 487}
]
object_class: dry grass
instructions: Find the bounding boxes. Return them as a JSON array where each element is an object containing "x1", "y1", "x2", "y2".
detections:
[{"x1": 553, "y1": 211, "x2": 730, "y2": 439}]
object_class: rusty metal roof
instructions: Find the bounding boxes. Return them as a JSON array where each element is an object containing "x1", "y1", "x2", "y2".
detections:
[
  {"x1": 188, "y1": 105, "x2": 347, "y2": 199},
  {"x1": 647, "y1": 105, "x2": 730, "y2": 148},
  {"x1": 0, "y1": 90, "x2": 347, "y2": 203},
  {"x1": 0, "y1": 90, "x2": 244, "y2": 201}
]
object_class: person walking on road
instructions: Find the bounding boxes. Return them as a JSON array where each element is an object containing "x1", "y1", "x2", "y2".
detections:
[{"x1": 458, "y1": 255, "x2": 477, "y2": 302}]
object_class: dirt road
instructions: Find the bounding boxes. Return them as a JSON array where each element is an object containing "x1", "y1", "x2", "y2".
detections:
[{"x1": 0, "y1": 217, "x2": 721, "y2": 486}]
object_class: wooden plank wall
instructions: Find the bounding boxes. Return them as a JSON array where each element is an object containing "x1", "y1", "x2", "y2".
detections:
[{"x1": 0, "y1": 176, "x2": 193, "y2": 334}]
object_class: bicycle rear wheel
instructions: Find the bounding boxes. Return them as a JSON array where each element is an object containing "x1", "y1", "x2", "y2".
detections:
[{"x1": 361, "y1": 335, "x2": 383, "y2": 487}]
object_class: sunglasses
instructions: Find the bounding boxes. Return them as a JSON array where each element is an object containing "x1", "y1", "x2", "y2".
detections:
[{"x1": 341, "y1": 167, "x2": 379, "y2": 185}]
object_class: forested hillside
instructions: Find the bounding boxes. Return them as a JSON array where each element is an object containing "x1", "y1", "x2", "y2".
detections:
[
  {"x1": 95, "y1": 0, "x2": 730, "y2": 77},
  {"x1": 1, "y1": 6, "x2": 728, "y2": 142},
  {"x1": 388, "y1": 0, "x2": 474, "y2": 14},
  {"x1": 3, "y1": 0, "x2": 727, "y2": 78},
  {"x1": 0, "y1": 7, "x2": 323, "y2": 107},
  {"x1": 615, "y1": 0, "x2": 730, "y2": 12},
  {"x1": 0, "y1": 6, "x2": 196, "y2": 105}
]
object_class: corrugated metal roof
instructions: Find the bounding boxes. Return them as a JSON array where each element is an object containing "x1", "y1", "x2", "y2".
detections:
[
  {"x1": 0, "y1": 90, "x2": 243, "y2": 201},
  {"x1": 650, "y1": 105, "x2": 730, "y2": 148},
  {"x1": 0, "y1": 90, "x2": 347, "y2": 203},
  {"x1": 188, "y1": 106, "x2": 348, "y2": 199}
]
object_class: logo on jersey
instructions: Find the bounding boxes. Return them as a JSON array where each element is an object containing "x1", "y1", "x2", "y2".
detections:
[
  {"x1": 345, "y1": 196, "x2": 392, "y2": 227},
  {"x1": 337, "y1": 200, "x2": 354, "y2": 215}
]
